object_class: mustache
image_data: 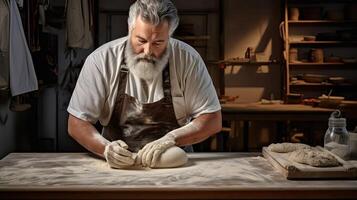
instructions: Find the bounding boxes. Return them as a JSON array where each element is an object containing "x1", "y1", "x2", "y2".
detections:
[{"x1": 135, "y1": 54, "x2": 157, "y2": 64}]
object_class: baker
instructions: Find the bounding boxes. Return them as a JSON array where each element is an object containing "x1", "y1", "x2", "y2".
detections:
[{"x1": 67, "y1": 0, "x2": 221, "y2": 169}]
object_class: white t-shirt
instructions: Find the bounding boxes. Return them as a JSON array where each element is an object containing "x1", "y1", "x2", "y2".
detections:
[{"x1": 67, "y1": 37, "x2": 221, "y2": 126}]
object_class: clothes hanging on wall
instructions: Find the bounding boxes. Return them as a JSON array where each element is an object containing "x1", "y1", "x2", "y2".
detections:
[
  {"x1": 0, "y1": 0, "x2": 9, "y2": 90},
  {"x1": 24, "y1": 0, "x2": 40, "y2": 52},
  {"x1": 66, "y1": 0, "x2": 93, "y2": 49},
  {"x1": 9, "y1": 0, "x2": 38, "y2": 96},
  {"x1": 0, "y1": 0, "x2": 9, "y2": 52}
]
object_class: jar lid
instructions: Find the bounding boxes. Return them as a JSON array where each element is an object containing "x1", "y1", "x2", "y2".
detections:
[{"x1": 329, "y1": 110, "x2": 346, "y2": 127}]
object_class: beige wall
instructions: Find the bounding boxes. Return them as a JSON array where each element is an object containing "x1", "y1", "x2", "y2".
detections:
[{"x1": 224, "y1": 0, "x2": 282, "y2": 102}]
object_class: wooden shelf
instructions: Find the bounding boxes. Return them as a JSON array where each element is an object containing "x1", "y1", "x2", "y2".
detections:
[
  {"x1": 283, "y1": 0, "x2": 357, "y2": 99},
  {"x1": 288, "y1": 0, "x2": 356, "y2": 4},
  {"x1": 216, "y1": 59, "x2": 280, "y2": 67},
  {"x1": 288, "y1": 20, "x2": 357, "y2": 25},
  {"x1": 290, "y1": 83, "x2": 355, "y2": 88},
  {"x1": 289, "y1": 41, "x2": 357, "y2": 47},
  {"x1": 289, "y1": 62, "x2": 357, "y2": 67}
]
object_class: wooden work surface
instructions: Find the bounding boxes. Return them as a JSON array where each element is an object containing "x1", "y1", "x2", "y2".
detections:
[
  {"x1": 1, "y1": 153, "x2": 357, "y2": 199},
  {"x1": 221, "y1": 103, "x2": 334, "y2": 121}
]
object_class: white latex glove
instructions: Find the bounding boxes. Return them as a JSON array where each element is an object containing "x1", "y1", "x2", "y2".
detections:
[
  {"x1": 138, "y1": 122, "x2": 199, "y2": 168},
  {"x1": 103, "y1": 140, "x2": 135, "y2": 169},
  {"x1": 137, "y1": 133, "x2": 176, "y2": 168}
]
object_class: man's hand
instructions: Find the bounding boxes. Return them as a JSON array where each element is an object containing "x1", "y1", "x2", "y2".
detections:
[
  {"x1": 137, "y1": 133, "x2": 176, "y2": 168},
  {"x1": 103, "y1": 140, "x2": 135, "y2": 169}
]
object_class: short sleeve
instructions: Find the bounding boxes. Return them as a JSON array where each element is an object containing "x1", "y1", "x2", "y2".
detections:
[
  {"x1": 184, "y1": 55, "x2": 221, "y2": 119},
  {"x1": 67, "y1": 56, "x2": 107, "y2": 124}
]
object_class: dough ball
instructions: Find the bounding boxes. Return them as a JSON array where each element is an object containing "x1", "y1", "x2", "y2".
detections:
[
  {"x1": 268, "y1": 142, "x2": 311, "y2": 153},
  {"x1": 134, "y1": 146, "x2": 188, "y2": 168},
  {"x1": 289, "y1": 149, "x2": 340, "y2": 167},
  {"x1": 153, "y1": 146, "x2": 188, "y2": 168}
]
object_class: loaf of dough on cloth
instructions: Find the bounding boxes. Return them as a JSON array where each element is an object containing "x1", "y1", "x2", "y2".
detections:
[
  {"x1": 268, "y1": 142, "x2": 311, "y2": 153},
  {"x1": 288, "y1": 148, "x2": 340, "y2": 167}
]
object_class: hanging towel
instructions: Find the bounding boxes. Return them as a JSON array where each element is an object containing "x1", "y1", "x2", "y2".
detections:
[
  {"x1": 0, "y1": 0, "x2": 9, "y2": 52},
  {"x1": 0, "y1": 0, "x2": 9, "y2": 90},
  {"x1": 66, "y1": 0, "x2": 93, "y2": 49},
  {"x1": 9, "y1": 0, "x2": 38, "y2": 96}
]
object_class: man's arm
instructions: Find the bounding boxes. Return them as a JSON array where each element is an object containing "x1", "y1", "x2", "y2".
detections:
[
  {"x1": 172, "y1": 110, "x2": 222, "y2": 146},
  {"x1": 68, "y1": 114, "x2": 136, "y2": 168},
  {"x1": 68, "y1": 114, "x2": 109, "y2": 157}
]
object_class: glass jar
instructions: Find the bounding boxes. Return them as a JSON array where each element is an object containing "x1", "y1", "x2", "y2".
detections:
[{"x1": 324, "y1": 110, "x2": 351, "y2": 160}]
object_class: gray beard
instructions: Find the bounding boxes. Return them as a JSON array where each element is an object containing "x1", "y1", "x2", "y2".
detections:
[{"x1": 125, "y1": 39, "x2": 170, "y2": 82}]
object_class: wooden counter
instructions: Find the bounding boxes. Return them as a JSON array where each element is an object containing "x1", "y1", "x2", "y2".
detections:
[
  {"x1": 1, "y1": 153, "x2": 357, "y2": 199},
  {"x1": 221, "y1": 103, "x2": 336, "y2": 150},
  {"x1": 221, "y1": 103, "x2": 334, "y2": 121}
]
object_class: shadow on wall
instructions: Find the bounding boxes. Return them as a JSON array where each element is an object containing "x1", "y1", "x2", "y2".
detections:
[{"x1": 224, "y1": 0, "x2": 282, "y2": 101}]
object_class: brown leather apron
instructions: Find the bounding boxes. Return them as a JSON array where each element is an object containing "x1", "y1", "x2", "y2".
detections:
[{"x1": 102, "y1": 61, "x2": 180, "y2": 153}]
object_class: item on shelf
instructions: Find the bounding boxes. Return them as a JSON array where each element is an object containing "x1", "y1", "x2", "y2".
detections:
[
  {"x1": 289, "y1": 35, "x2": 304, "y2": 42},
  {"x1": 316, "y1": 32, "x2": 339, "y2": 41},
  {"x1": 303, "y1": 74, "x2": 328, "y2": 83},
  {"x1": 244, "y1": 47, "x2": 256, "y2": 61},
  {"x1": 289, "y1": 7, "x2": 299, "y2": 20},
  {"x1": 300, "y1": 7, "x2": 322, "y2": 20},
  {"x1": 303, "y1": 35, "x2": 316, "y2": 41},
  {"x1": 289, "y1": 48, "x2": 299, "y2": 63},
  {"x1": 342, "y1": 57, "x2": 357, "y2": 63},
  {"x1": 329, "y1": 77, "x2": 345, "y2": 85},
  {"x1": 325, "y1": 9, "x2": 344, "y2": 21},
  {"x1": 285, "y1": 93, "x2": 303, "y2": 104},
  {"x1": 310, "y1": 48, "x2": 324, "y2": 63},
  {"x1": 325, "y1": 55, "x2": 341, "y2": 63},
  {"x1": 303, "y1": 98, "x2": 319, "y2": 106},
  {"x1": 345, "y1": 4, "x2": 357, "y2": 20},
  {"x1": 318, "y1": 95, "x2": 344, "y2": 108}
]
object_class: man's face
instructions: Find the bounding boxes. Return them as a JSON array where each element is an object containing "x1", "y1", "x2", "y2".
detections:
[{"x1": 130, "y1": 16, "x2": 170, "y2": 59}]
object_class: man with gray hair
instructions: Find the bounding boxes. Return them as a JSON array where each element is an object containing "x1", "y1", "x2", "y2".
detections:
[{"x1": 67, "y1": 0, "x2": 221, "y2": 169}]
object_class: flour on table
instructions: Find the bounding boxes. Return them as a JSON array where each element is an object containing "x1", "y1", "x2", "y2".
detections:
[
  {"x1": 268, "y1": 142, "x2": 311, "y2": 153},
  {"x1": 288, "y1": 148, "x2": 340, "y2": 167}
]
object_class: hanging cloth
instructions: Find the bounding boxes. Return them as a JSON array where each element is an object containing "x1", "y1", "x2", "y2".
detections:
[
  {"x1": 66, "y1": 0, "x2": 93, "y2": 49},
  {"x1": 0, "y1": 0, "x2": 9, "y2": 52},
  {"x1": 9, "y1": 0, "x2": 38, "y2": 96},
  {"x1": 0, "y1": 0, "x2": 9, "y2": 90}
]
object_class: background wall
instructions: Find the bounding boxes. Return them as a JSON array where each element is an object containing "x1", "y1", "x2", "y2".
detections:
[{"x1": 223, "y1": 0, "x2": 283, "y2": 103}]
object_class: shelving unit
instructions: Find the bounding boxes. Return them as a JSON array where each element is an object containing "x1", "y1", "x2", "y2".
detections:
[
  {"x1": 216, "y1": 59, "x2": 280, "y2": 67},
  {"x1": 282, "y1": 0, "x2": 357, "y2": 100}
]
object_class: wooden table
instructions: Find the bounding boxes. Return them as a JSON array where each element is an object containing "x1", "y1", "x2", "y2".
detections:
[
  {"x1": 221, "y1": 103, "x2": 334, "y2": 121},
  {"x1": 1, "y1": 153, "x2": 357, "y2": 199},
  {"x1": 221, "y1": 103, "x2": 335, "y2": 150}
]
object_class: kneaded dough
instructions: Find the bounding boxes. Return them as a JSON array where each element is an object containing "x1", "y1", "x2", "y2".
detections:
[
  {"x1": 288, "y1": 148, "x2": 340, "y2": 167},
  {"x1": 153, "y1": 146, "x2": 188, "y2": 168},
  {"x1": 134, "y1": 146, "x2": 188, "y2": 168},
  {"x1": 268, "y1": 142, "x2": 311, "y2": 153}
]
